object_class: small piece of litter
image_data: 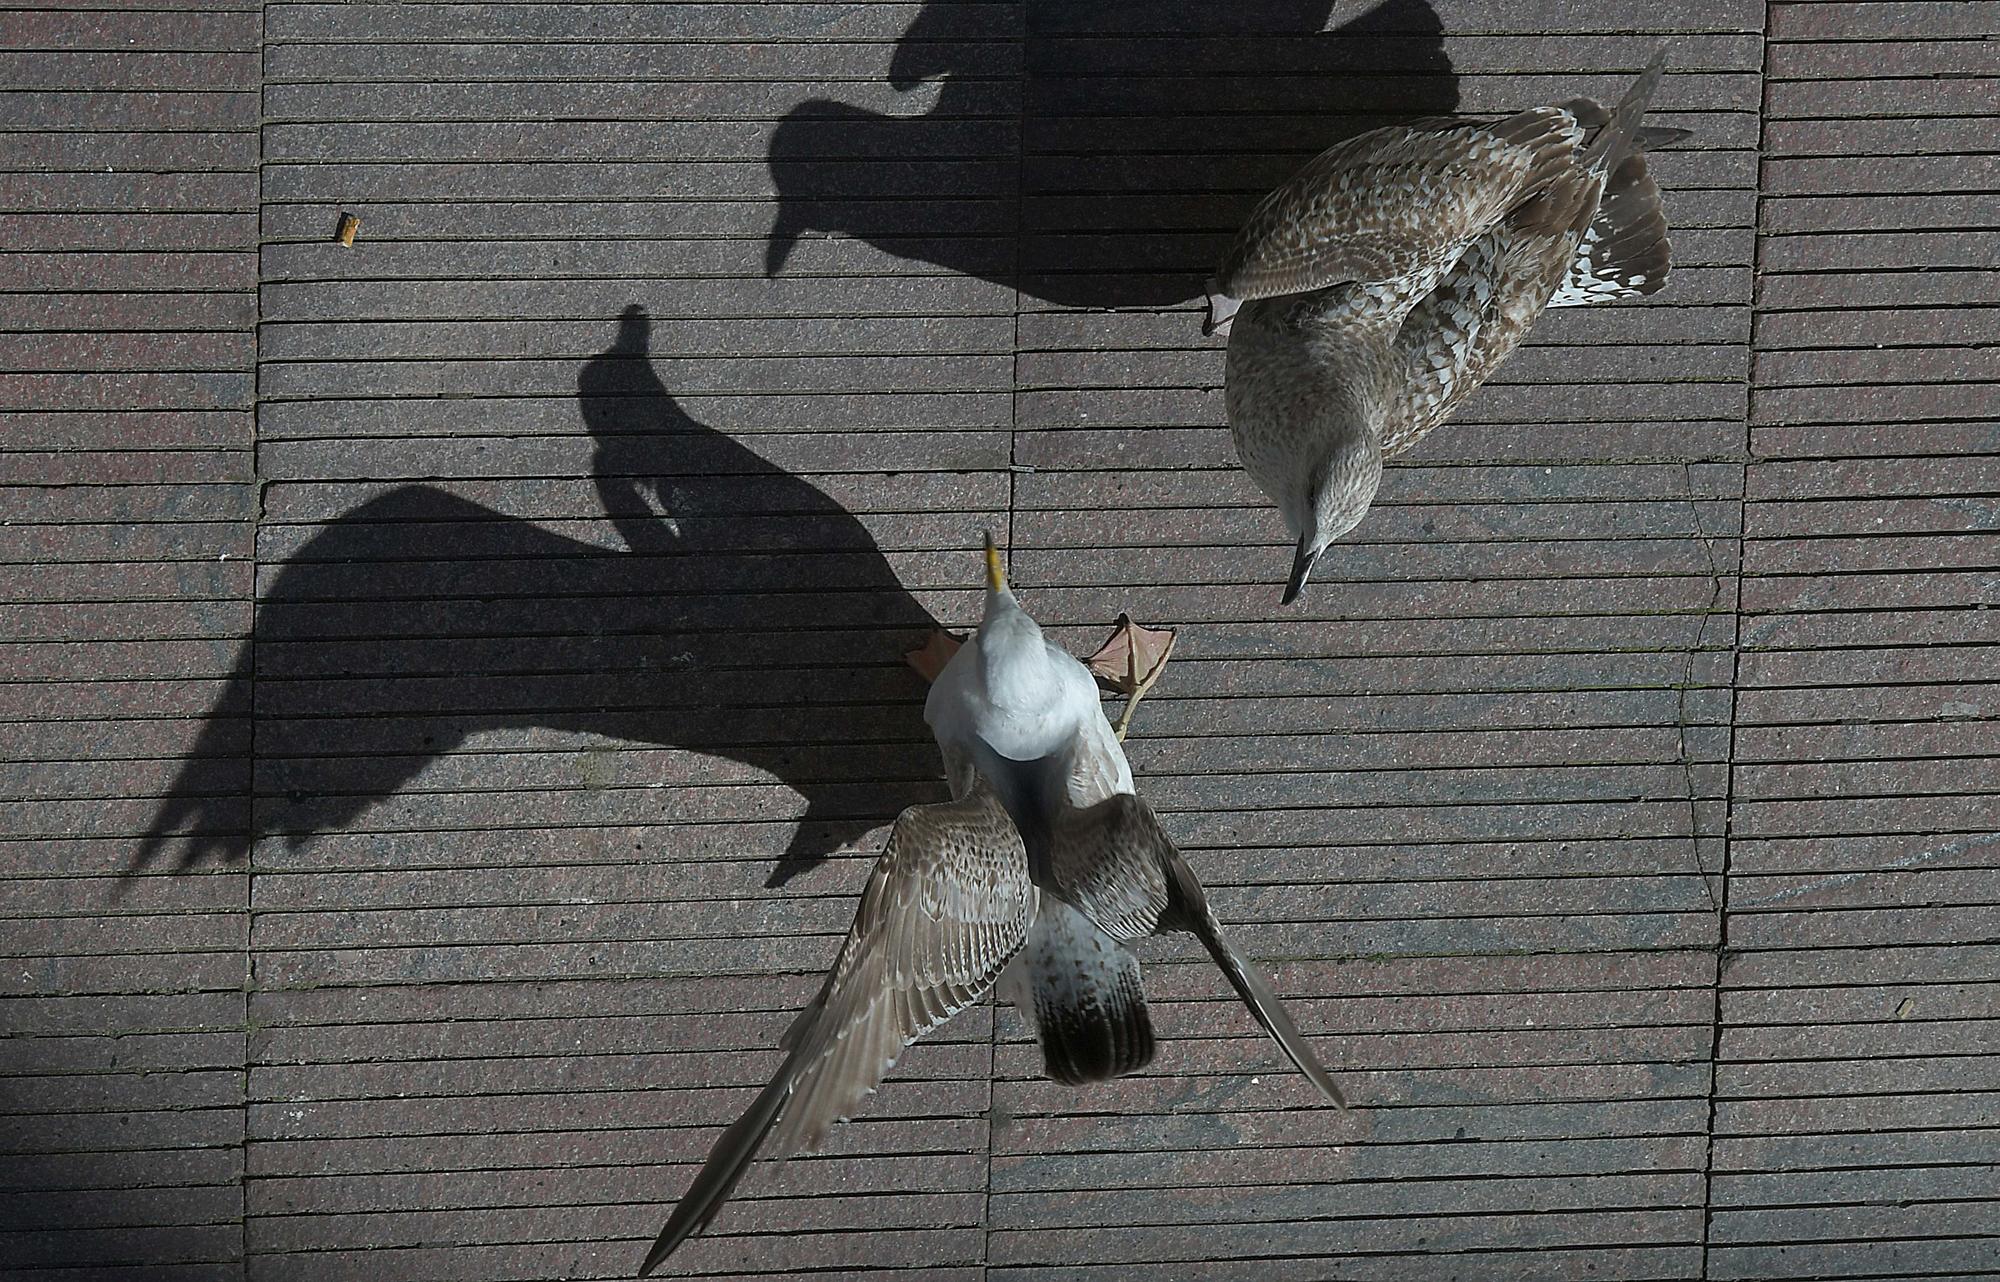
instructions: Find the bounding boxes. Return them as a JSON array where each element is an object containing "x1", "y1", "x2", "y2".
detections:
[{"x1": 335, "y1": 213, "x2": 360, "y2": 247}]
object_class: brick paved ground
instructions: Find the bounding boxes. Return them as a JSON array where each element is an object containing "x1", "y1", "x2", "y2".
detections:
[{"x1": 2, "y1": 2, "x2": 1994, "y2": 1279}]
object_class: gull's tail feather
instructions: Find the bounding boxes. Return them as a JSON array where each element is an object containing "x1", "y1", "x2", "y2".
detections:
[
  {"x1": 1547, "y1": 52, "x2": 1679, "y2": 308},
  {"x1": 1013, "y1": 900, "x2": 1156, "y2": 1085},
  {"x1": 1164, "y1": 851, "x2": 1348, "y2": 1109},
  {"x1": 1547, "y1": 150, "x2": 1673, "y2": 307}
]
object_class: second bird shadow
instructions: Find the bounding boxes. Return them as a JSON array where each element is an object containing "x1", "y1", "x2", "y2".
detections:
[
  {"x1": 139, "y1": 306, "x2": 944, "y2": 889},
  {"x1": 767, "y1": 0, "x2": 1461, "y2": 308}
]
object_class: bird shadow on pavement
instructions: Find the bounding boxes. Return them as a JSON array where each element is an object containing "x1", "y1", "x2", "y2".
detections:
[
  {"x1": 135, "y1": 305, "x2": 946, "y2": 890},
  {"x1": 766, "y1": 0, "x2": 1461, "y2": 309}
]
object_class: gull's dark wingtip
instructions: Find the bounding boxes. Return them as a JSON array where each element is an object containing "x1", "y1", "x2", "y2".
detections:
[
  {"x1": 1162, "y1": 848, "x2": 1350, "y2": 1110},
  {"x1": 637, "y1": 1072, "x2": 793, "y2": 1276}
]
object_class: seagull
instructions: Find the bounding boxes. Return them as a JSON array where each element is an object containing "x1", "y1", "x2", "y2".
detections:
[
  {"x1": 923, "y1": 533, "x2": 1136, "y2": 832},
  {"x1": 1208, "y1": 51, "x2": 1687, "y2": 603},
  {"x1": 638, "y1": 542, "x2": 1346, "y2": 1276}
]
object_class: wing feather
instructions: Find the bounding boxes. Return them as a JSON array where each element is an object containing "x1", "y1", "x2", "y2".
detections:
[
  {"x1": 775, "y1": 789, "x2": 1033, "y2": 1152},
  {"x1": 1384, "y1": 166, "x2": 1602, "y2": 455},
  {"x1": 938, "y1": 738, "x2": 979, "y2": 800},
  {"x1": 1047, "y1": 791, "x2": 1175, "y2": 943},
  {"x1": 1050, "y1": 790, "x2": 1348, "y2": 1110},
  {"x1": 1212, "y1": 108, "x2": 1583, "y2": 310},
  {"x1": 1064, "y1": 709, "x2": 1136, "y2": 811},
  {"x1": 1160, "y1": 848, "x2": 1349, "y2": 1110},
  {"x1": 640, "y1": 787, "x2": 1033, "y2": 1276}
]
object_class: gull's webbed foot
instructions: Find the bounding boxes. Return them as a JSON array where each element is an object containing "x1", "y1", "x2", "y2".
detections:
[
  {"x1": 905, "y1": 628, "x2": 966, "y2": 684},
  {"x1": 1084, "y1": 614, "x2": 1178, "y2": 741}
]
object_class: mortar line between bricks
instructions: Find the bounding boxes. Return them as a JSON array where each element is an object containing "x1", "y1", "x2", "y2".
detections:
[
  {"x1": 985, "y1": 7, "x2": 1028, "y2": 1275},
  {"x1": 241, "y1": 2, "x2": 270, "y2": 1276},
  {"x1": 1698, "y1": 10, "x2": 1769, "y2": 1278}
]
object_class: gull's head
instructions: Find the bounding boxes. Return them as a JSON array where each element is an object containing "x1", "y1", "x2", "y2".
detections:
[
  {"x1": 1220, "y1": 291, "x2": 1393, "y2": 606},
  {"x1": 1279, "y1": 438, "x2": 1384, "y2": 606},
  {"x1": 976, "y1": 530, "x2": 1046, "y2": 662}
]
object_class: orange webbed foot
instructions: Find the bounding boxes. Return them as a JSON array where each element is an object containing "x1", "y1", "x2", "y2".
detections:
[
  {"x1": 1083, "y1": 614, "x2": 1177, "y2": 741},
  {"x1": 905, "y1": 628, "x2": 966, "y2": 684}
]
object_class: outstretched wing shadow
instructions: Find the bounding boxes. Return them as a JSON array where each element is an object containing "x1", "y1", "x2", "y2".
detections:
[
  {"x1": 767, "y1": 0, "x2": 1461, "y2": 308},
  {"x1": 137, "y1": 306, "x2": 945, "y2": 889}
]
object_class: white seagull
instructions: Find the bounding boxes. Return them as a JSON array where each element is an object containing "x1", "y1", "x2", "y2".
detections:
[
  {"x1": 923, "y1": 533, "x2": 1137, "y2": 836},
  {"x1": 638, "y1": 539, "x2": 1345, "y2": 1275}
]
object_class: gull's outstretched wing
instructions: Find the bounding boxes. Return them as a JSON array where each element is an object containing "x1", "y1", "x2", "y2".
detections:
[
  {"x1": 1211, "y1": 107, "x2": 1585, "y2": 314},
  {"x1": 1050, "y1": 791, "x2": 1349, "y2": 1110},
  {"x1": 1159, "y1": 839, "x2": 1349, "y2": 1110},
  {"x1": 640, "y1": 785, "x2": 1035, "y2": 1275}
]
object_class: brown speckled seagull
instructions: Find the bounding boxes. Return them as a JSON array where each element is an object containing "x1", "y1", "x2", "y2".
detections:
[
  {"x1": 1208, "y1": 51, "x2": 1686, "y2": 603},
  {"x1": 638, "y1": 550, "x2": 1346, "y2": 1275}
]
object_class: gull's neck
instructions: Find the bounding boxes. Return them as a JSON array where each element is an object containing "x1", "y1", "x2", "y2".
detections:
[{"x1": 969, "y1": 587, "x2": 1071, "y2": 849}]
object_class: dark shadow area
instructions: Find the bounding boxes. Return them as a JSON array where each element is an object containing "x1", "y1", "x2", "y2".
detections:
[
  {"x1": 138, "y1": 305, "x2": 943, "y2": 888},
  {"x1": 767, "y1": 0, "x2": 1460, "y2": 308},
  {"x1": 0, "y1": 1051, "x2": 243, "y2": 1275}
]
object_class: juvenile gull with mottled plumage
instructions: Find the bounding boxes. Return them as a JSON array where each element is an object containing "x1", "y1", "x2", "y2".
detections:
[{"x1": 1210, "y1": 51, "x2": 1687, "y2": 603}]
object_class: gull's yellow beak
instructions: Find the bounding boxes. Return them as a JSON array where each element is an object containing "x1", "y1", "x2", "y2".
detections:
[{"x1": 984, "y1": 530, "x2": 1006, "y2": 591}]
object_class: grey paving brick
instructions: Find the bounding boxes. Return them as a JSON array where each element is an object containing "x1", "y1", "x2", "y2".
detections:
[{"x1": 13, "y1": 4, "x2": 2000, "y2": 1277}]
